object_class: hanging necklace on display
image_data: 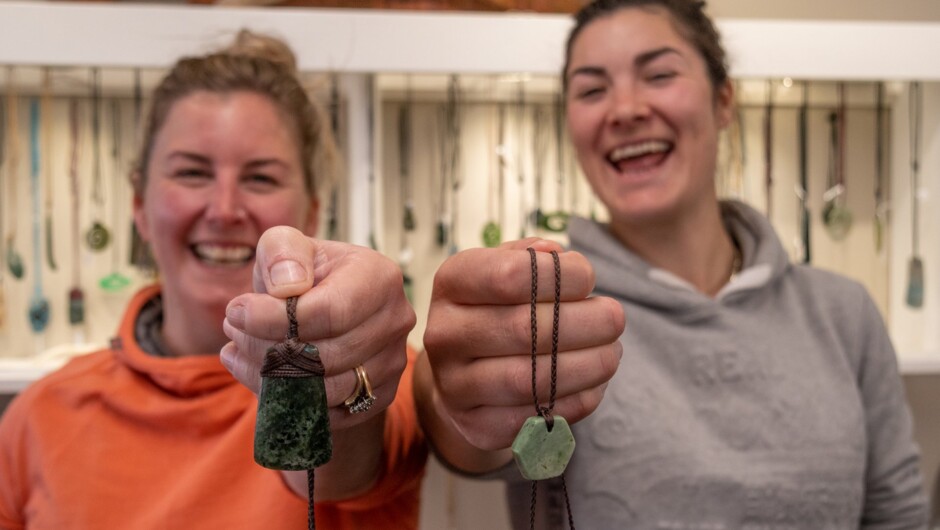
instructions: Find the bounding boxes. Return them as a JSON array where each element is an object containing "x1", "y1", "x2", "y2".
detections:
[
  {"x1": 515, "y1": 82, "x2": 528, "y2": 239},
  {"x1": 795, "y1": 81, "x2": 811, "y2": 263},
  {"x1": 400, "y1": 80, "x2": 416, "y2": 233},
  {"x1": 365, "y1": 74, "x2": 378, "y2": 251},
  {"x1": 67, "y1": 98, "x2": 85, "y2": 326},
  {"x1": 27, "y1": 98, "x2": 50, "y2": 332},
  {"x1": 129, "y1": 68, "x2": 155, "y2": 273},
  {"x1": 435, "y1": 75, "x2": 461, "y2": 250},
  {"x1": 762, "y1": 80, "x2": 774, "y2": 220},
  {"x1": 530, "y1": 104, "x2": 550, "y2": 231},
  {"x1": 906, "y1": 81, "x2": 924, "y2": 308},
  {"x1": 0, "y1": 86, "x2": 6, "y2": 329},
  {"x1": 482, "y1": 102, "x2": 505, "y2": 247},
  {"x1": 873, "y1": 82, "x2": 888, "y2": 254},
  {"x1": 435, "y1": 93, "x2": 449, "y2": 248},
  {"x1": 822, "y1": 82, "x2": 853, "y2": 240},
  {"x1": 444, "y1": 75, "x2": 462, "y2": 256},
  {"x1": 541, "y1": 92, "x2": 569, "y2": 233},
  {"x1": 326, "y1": 74, "x2": 341, "y2": 241},
  {"x1": 41, "y1": 69, "x2": 58, "y2": 272},
  {"x1": 5, "y1": 66, "x2": 24, "y2": 280},
  {"x1": 513, "y1": 248, "x2": 576, "y2": 530},
  {"x1": 100, "y1": 99, "x2": 130, "y2": 292},
  {"x1": 86, "y1": 68, "x2": 110, "y2": 252},
  {"x1": 398, "y1": 80, "x2": 415, "y2": 302},
  {"x1": 254, "y1": 296, "x2": 331, "y2": 530}
]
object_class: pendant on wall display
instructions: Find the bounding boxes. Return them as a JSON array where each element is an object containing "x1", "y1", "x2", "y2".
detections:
[
  {"x1": 482, "y1": 221, "x2": 502, "y2": 248},
  {"x1": 539, "y1": 93, "x2": 568, "y2": 233},
  {"x1": 99, "y1": 99, "x2": 130, "y2": 293},
  {"x1": 441, "y1": 75, "x2": 462, "y2": 255},
  {"x1": 822, "y1": 82, "x2": 853, "y2": 241},
  {"x1": 67, "y1": 99, "x2": 86, "y2": 325},
  {"x1": 873, "y1": 82, "x2": 888, "y2": 254},
  {"x1": 5, "y1": 66, "x2": 25, "y2": 280},
  {"x1": 27, "y1": 98, "x2": 50, "y2": 333},
  {"x1": 906, "y1": 81, "x2": 924, "y2": 308},
  {"x1": 41, "y1": 69, "x2": 58, "y2": 272},
  {"x1": 796, "y1": 81, "x2": 811, "y2": 263},
  {"x1": 0, "y1": 90, "x2": 5, "y2": 328},
  {"x1": 482, "y1": 101, "x2": 505, "y2": 248},
  {"x1": 86, "y1": 68, "x2": 111, "y2": 253},
  {"x1": 5, "y1": 237, "x2": 23, "y2": 279},
  {"x1": 763, "y1": 80, "x2": 775, "y2": 220},
  {"x1": 129, "y1": 70, "x2": 156, "y2": 273}
]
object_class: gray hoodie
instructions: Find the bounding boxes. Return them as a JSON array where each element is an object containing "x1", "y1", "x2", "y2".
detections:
[{"x1": 505, "y1": 200, "x2": 927, "y2": 530}]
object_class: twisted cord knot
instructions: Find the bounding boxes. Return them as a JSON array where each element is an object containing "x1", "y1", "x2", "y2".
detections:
[{"x1": 260, "y1": 337, "x2": 325, "y2": 378}]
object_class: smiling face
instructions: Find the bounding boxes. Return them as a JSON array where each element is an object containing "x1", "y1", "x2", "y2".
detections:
[
  {"x1": 134, "y1": 90, "x2": 318, "y2": 330},
  {"x1": 565, "y1": 6, "x2": 733, "y2": 228}
]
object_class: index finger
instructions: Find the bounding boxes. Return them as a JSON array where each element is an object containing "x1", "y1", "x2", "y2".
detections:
[{"x1": 432, "y1": 240, "x2": 595, "y2": 306}]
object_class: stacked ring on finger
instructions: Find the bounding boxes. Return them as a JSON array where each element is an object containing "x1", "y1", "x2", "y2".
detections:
[{"x1": 343, "y1": 365, "x2": 376, "y2": 414}]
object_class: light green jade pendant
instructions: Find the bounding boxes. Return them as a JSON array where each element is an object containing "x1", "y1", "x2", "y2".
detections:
[{"x1": 512, "y1": 415, "x2": 576, "y2": 481}]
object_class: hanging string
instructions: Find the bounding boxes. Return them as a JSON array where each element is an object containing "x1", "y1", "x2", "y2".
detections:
[
  {"x1": 910, "y1": 81, "x2": 921, "y2": 258},
  {"x1": 526, "y1": 248, "x2": 575, "y2": 530}
]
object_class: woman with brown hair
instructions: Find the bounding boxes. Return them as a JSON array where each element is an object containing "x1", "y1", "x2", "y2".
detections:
[
  {"x1": 418, "y1": 1, "x2": 928, "y2": 527},
  {"x1": 0, "y1": 30, "x2": 426, "y2": 529}
]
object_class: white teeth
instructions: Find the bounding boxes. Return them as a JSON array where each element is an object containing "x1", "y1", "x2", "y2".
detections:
[
  {"x1": 609, "y1": 140, "x2": 670, "y2": 163},
  {"x1": 193, "y1": 244, "x2": 253, "y2": 265}
]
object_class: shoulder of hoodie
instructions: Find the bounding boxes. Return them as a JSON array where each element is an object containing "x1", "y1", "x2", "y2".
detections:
[{"x1": 2, "y1": 348, "x2": 117, "y2": 427}]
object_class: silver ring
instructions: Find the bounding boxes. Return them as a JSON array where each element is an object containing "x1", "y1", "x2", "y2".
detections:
[{"x1": 344, "y1": 365, "x2": 376, "y2": 414}]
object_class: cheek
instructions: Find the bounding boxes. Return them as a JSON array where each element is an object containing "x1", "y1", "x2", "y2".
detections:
[{"x1": 254, "y1": 193, "x2": 312, "y2": 231}]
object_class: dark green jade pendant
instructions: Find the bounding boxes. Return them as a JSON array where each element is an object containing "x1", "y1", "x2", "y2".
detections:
[
  {"x1": 512, "y1": 415, "x2": 575, "y2": 481},
  {"x1": 254, "y1": 342, "x2": 332, "y2": 471}
]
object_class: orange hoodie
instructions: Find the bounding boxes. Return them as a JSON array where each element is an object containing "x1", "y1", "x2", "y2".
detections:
[{"x1": 0, "y1": 285, "x2": 427, "y2": 529}]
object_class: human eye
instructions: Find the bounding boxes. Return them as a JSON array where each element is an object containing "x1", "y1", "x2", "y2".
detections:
[
  {"x1": 173, "y1": 167, "x2": 211, "y2": 184},
  {"x1": 570, "y1": 80, "x2": 606, "y2": 101},
  {"x1": 242, "y1": 172, "x2": 281, "y2": 192},
  {"x1": 646, "y1": 70, "x2": 677, "y2": 83}
]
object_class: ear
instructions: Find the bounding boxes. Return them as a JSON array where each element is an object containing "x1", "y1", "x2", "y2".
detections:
[
  {"x1": 715, "y1": 79, "x2": 735, "y2": 129},
  {"x1": 131, "y1": 172, "x2": 150, "y2": 242},
  {"x1": 303, "y1": 195, "x2": 321, "y2": 237}
]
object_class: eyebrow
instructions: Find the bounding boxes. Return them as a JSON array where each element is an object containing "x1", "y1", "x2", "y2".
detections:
[
  {"x1": 567, "y1": 46, "x2": 682, "y2": 81},
  {"x1": 167, "y1": 151, "x2": 289, "y2": 169}
]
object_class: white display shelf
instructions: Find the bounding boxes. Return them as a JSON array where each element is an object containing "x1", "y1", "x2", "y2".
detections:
[
  {"x1": 898, "y1": 355, "x2": 940, "y2": 376},
  {"x1": 1, "y1": 350, "x2": 936, "y2": 395},
  {"x1": 0, "y1": 343, "x2": 103, "y2": 394}
]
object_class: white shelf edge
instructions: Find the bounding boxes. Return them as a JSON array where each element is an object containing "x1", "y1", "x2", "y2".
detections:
[
  {"x1": 899, "y1": 355, "x2": 940, "y2": 376},
  {"x1": 3, "y1": 2, "x2": 940, "y2": 79}
]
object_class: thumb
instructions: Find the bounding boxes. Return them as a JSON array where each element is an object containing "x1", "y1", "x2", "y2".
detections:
[{"x1": 252, "y1": 226, "x2": 316, "y2": 298}]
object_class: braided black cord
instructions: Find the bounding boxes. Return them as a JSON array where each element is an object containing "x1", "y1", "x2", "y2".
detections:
[{"x1": 308, "y1": 469, "x2": 316, "y2": 530}]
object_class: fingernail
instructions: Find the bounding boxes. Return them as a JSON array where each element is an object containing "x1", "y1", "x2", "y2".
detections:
[
  {"x1": 220, "y1": 343, "x2": 236, "y2": 372},
  {"x1": 226, "y1": 303, "x2": 246, "y2": 329},
  {"x1": 270, "y1": 259, "x2": 306, "y2": 286}
]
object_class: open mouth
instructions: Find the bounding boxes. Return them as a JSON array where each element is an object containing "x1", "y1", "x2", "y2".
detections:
[
  {"x1": 191, "y1": 243, "x2": 255, "y2": 267},
  {"x1": 607, "y1": 140, "x2": 672, "y2": 172}
]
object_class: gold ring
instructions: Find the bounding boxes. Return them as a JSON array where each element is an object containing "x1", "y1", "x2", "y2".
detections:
[{"x1": 343, "y1": 365, "x2": 376, "y2": 414}]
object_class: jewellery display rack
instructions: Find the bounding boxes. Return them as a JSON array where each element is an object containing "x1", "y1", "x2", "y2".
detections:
[{"x1": 1, "y1": 1, "x2": 939, "y2": 388}]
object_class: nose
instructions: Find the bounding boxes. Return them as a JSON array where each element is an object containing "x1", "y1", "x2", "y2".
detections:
[
  {"x1": 608, "y1": 82, "x2": 650, "y2": 128},
  {"x1": 205, "y1": 177, "x2": 247, "y2": 224}
]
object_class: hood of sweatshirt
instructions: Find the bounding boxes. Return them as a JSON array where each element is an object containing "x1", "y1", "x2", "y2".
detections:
[{"x1": 568, "y1": 200, "x2": 791, "y2": 323}]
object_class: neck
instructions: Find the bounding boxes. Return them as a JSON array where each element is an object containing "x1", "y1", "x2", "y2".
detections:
[
  {"x1": 160, "y1": 293, "x2": 228, "y2": 357},
  {"x1": 610, "y1": 200, "x2": 737, "y2": 297}
]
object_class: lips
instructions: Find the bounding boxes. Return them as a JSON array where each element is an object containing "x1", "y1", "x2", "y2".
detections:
[
  {"x1": 607, "y1": 140, "x2": 672, "y2": 173},
  {"x1": 191, "y1": 243, "x2": 255, "y2": 267}
]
